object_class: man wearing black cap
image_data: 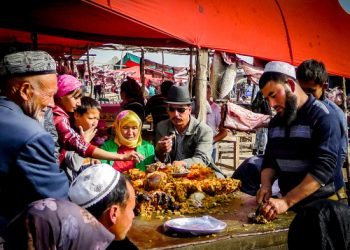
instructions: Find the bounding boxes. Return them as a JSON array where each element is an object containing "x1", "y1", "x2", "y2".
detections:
[
  {"x1": 0, "y1": 51, "x2": 69, "y2": 236},
  {"x1": 154, "y1": 85, "x2": 213, "y2": 169}
]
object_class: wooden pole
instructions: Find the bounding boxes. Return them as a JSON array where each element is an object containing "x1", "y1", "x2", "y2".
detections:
[
  {"x1": 86, "y1": 46, "x2": 94, "y2": 98},
  {"x1": 70, "y1": 49, "x2": 74, "y2": 76},
  {"x1": 195, "y1": 48, "x2": 208, "y2": 122},
  {"x1": 161, "y1": 50, "x2": 165, "y2": 82},
  {"x1": 119, "y1": 51, "x2": 124, "y2": 69},
  {"x1": 140, "y1": 48, "x2": 145, "y2": 94},
  {"x1": 342, "y1": 77, "x2": 348, "y2": 113},
  {"x1": 189, "y1": 47, "x2": 194, "y2": 96}
]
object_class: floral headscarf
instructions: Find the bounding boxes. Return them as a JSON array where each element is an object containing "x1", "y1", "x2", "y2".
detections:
[
  {"x1": 114, "y1": 110, "x2": 142, "y2": 148},
  {"x1": 5, "y1": 198, "x2": 114, "y2": 249}
]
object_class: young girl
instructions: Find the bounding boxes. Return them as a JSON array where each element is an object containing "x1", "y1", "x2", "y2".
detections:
[{"x1": 53, "y1": 74, "x2": 143, "y2": 168}]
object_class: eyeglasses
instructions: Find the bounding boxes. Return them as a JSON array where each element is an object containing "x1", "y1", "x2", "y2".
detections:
[{"x1": 168, "y1": 107, "x2": 188, "y2": 113}]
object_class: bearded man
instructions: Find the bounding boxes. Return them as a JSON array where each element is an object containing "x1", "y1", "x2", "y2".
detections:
[
  {"x1": 256, "y1": 61, "x2": 343, "y2": 221},
  {"x1": 0, "y1": 51, "x2": 69, "y2": 237}
]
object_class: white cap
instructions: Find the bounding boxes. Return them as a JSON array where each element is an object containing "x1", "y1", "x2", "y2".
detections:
[
  {"x1": 68, "y1": 164, "x2": 120, "y2": 208},
  {"x1": 264, "y1": 61, "x2": 296, "y2": 79}
]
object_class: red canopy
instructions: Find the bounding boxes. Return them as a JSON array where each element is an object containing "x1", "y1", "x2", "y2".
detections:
[
  {"x1": 1, "y1": 0, "x2": 350, "y2": 77},
  {"x1": 89, "y1": 0, "x2": 350, "y2": 78},
  {"x1": 0, "y1": 28, "x2": 102, "y2": 58}
]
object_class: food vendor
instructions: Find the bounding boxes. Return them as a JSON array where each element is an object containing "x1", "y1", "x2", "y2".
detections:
[{"x1": 256, "y1": 61, "x2": 343, "y2": 221}]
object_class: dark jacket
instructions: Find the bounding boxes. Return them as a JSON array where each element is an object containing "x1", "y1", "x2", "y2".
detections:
[{"x1": 0, "y1": 96, "x2": 68, "y2": 225}]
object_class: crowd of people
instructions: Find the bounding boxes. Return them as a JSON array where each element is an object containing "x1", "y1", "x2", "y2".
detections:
[{"x1": 0, "y1": 50, "x2": 349, "y2": 249}]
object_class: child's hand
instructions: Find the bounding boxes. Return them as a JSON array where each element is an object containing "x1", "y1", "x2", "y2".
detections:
[
  {"x1": 121, "y1": 151, "x2": 145, "y2": 162},
  {"x1": 80, "y1": 126, "x2": 97, "y2": 143}
]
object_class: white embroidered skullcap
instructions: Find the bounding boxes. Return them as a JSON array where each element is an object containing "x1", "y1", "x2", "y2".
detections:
[
  {"x1": 68, "y1": 164, "x2": 120, "y2": 208},
  {"x1": 0, "y1": 51, "x2": 56, "y2": 76},
  {"x1": 264, "y1": 61, "x2": 296, "y2": 79}
]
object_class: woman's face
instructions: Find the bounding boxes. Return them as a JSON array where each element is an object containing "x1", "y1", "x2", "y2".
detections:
[
  {"x1": 74, "y1": 108, "x2": 100, "y2": 131},
  {"x1": 120, "y1": 122, "x2": 139, "y2": 140}
]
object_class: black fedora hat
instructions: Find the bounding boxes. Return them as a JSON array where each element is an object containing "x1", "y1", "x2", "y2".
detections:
[{"x1": 165, "y1": 85, "x2": 192, "y2": 105}]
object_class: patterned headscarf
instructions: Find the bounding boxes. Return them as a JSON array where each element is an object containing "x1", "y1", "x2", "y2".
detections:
[{"x1": 114, "y1": 110, "x2": 142, "y2": 148}]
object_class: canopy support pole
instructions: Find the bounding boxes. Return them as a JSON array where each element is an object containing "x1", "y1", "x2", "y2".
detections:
[
  {"x1": 161, "y1": 50, "x2": 165, "y2": 82},
  {"x1": 86, "y1": 46, "x2": 93, "y2": 98},
  {"x1": 189, "y1": 47, "x2": 194, "y2": 97},
  {"x1": 140, "y1": 48, "x2": 145, "y2": 94},
  {"x1": 195, "y1": 48, "x2": 208, "y2": 122}
]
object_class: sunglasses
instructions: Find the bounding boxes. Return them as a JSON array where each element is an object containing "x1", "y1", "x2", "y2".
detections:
[{"x1": 168, "y1": 107, "x2": 188, "y2": 113}]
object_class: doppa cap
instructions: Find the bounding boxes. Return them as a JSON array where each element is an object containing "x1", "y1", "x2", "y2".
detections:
[
  {"x1": 68, "y1": 164, "x2": 121, "y2": 208},
  {"x1": 264, "y1": 61, "x2": 296, "y2": 79},
  {"x1": 0, "y1": 51, "x2": 56, "y2": 76}
]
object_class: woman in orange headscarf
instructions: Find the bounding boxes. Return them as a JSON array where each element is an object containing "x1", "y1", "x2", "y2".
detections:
[{"x1": 101, "y1": 110, "x2": 155, "y2": 172}]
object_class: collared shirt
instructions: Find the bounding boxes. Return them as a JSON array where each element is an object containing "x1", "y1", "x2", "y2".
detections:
[{"x1": 155, "y1": 116, "x2": 213, "y2": 167}]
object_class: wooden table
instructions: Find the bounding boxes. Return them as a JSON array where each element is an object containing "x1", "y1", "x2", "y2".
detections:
[{"x1": 128, "y1": 193, "x2": 294, "y2": 250}]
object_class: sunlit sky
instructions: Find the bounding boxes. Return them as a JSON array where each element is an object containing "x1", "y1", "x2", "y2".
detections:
[{"x1": 88, "y1": 48, "x2": 253, "y2": 67}]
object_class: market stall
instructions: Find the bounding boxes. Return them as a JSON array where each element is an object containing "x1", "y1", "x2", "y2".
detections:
[{"x1": 128, "y1": 193, "x2": 294, "y2": 250}]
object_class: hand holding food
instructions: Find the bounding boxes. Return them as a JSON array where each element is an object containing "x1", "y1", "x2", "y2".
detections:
[{"x1": 122, "y1": 151, "x2": 145, "y2": 162}]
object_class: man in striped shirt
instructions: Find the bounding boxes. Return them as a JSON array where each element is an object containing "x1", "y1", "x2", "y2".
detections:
[{"x1": 256, "y1": 61, "x2": 342, "y2": 221}]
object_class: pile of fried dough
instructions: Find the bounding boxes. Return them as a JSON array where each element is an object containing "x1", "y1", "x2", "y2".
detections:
[{"x1": 124, "y1": 162, "x2": 241, "y2": 218}]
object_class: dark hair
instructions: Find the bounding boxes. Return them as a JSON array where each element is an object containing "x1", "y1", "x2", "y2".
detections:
[
  {"x1": 75, "y1": 96, "x2": 101, "y2": 115},
  {"x1": 86, "y1": 174, "x2": 130, "y2": 219},
  {"x1": 296, "y1": 59, "x2": 328, "y2": 86},
  {"x1": 160, "y1": 81, "x2": 175, "y2": 96},
  {"x1": 120, "y1": 78, "x2": 144, "y2": 103},
  {"x1": 259, "y1": 72, "x2": 289, "y2": 89}
]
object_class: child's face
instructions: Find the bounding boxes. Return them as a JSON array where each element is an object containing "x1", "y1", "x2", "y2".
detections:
[
  {"x1": 74, "y1": 108, "x2": 100, "y2": 131},
  {"x1": 59, "y1": 89, "x2": 82, "y2": 113}
]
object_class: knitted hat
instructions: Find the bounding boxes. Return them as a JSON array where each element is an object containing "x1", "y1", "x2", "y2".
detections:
[
  {"x1": 68, "y1": 164, "x2": 120, "y2": 208},
  {"x1": 0, "y1": 50, "x2": 56, "y2": 76},
  {"x1": 264, "y1": 61, "x2": 296, "y2": 79}
]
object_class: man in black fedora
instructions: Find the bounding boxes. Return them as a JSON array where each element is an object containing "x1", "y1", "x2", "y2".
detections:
[{"x1": 155, "y1": 85, "x2": 213, "y2": 169}]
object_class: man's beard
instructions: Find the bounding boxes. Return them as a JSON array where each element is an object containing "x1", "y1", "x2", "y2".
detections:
[
  {"x1": 22, "y1": 99, "x2": 44, "y2": 123},
  {"x1": 281, "y1": 90, "x2": 298, "y2": 126}
]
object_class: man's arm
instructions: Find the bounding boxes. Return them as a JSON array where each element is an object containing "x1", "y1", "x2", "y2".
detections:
[
  {"x1": 17, "y1": 132, "x2": 69, "y2": 199},
  {"x1": 256, "y1": 167, "x2": 276, "y2": 203},
  {"x1": 282, "y1": 174, "x2": 321, "y2": 208},
  {"x1": 183, "y1": 125, "x2": 213, "y2": 167}
]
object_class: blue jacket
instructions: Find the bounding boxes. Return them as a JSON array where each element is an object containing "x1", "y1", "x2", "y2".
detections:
[{"x1": 0, "y1": 97, "x2": 68, "y2": 222}]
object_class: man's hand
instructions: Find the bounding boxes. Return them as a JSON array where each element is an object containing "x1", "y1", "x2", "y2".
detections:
[
  {"x1": 260, "y1": 198, "x2": 289, "y2": 221},
  {"x1": 172, "y1": 160, "x2": 187, "y2": 168},
  {"x1": 256, "y1": 185, "x2": 272, "y2": 204},
  {"x1": 155, "y1": 135, "x2": 173, "y2": 155}
]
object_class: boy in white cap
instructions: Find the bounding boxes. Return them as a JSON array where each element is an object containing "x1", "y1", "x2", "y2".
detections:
[
  {"x1": 69, "y1": 164, "x2": 137, "y2": 249},
  {"x1": 256, "y1": 61, "x2": 343, "y2": 220}
]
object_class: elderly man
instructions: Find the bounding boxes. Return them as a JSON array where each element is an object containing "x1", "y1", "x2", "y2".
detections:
[
  {"x1": 0, "y1": 51, "x2": 69, "y2": 233},
  {"x1": 155, "y1": 85, "x2": 213, "y2": 168},
  {"x1": 69, "y1": 164, "x2": 137, "y2": 249},
  {"x1": 256, "y1": 61, "x2": 343, "y2": 221},
  {"x1": 296, "y1": 59, "x2": 348, "y2": 202}
]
